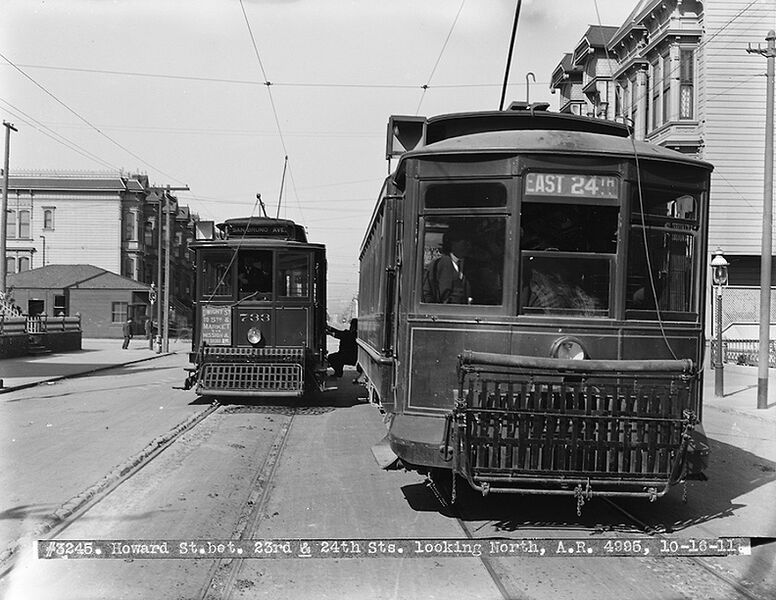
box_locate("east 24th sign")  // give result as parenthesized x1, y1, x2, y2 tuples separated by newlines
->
(524, 173, 619, 199)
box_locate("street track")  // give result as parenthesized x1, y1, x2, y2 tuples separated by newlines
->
(602, 497, 766, 600)
(5, 387, 770, 599)
(426, 472, 767, 600)
(196, 404, 298, 600)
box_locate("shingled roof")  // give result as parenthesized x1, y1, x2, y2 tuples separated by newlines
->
(7, 264, 149, 291)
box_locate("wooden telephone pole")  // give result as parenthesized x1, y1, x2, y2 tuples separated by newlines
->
(747, 31, 775, 409)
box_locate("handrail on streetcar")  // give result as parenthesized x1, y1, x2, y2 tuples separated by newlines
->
(458, 350, 694, 375)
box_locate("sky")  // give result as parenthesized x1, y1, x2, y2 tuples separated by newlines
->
(1, 0, 639, 319)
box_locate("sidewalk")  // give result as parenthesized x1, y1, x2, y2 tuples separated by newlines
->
(0, 338, 189, 393)
(703, 356, 776, 424)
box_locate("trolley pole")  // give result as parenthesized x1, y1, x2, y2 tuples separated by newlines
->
(1, 121, 18, 297)
(747, 31, 775, 409)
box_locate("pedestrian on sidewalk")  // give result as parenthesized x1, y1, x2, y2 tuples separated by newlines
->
(122, 318, 133, 349)
(145, 317, 154, 350)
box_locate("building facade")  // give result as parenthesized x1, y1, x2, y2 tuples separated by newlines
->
(5, 171, 198, 328)
(6, 264, 151, 338)
(552, 0, 776, 327)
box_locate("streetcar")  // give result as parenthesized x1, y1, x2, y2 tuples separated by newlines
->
(358, 103, 712, 509)
(184, 216, 327, 397)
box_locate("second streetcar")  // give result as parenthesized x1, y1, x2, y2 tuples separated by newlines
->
(185, 217, 327, 398)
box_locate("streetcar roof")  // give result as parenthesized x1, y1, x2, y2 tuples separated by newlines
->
(391, 109, 712, 186)
(425, 108, 630, 142)
(397, 128, 712, 174)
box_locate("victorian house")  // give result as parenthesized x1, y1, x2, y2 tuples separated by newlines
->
(552, 0, 776, 328)
(5, 171, 198, 330)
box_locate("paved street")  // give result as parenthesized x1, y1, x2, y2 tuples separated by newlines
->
(0, 342, 774, 599)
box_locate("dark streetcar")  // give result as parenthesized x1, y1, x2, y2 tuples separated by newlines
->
(359, 103, 712, 508)
(185, 217, 327, 398)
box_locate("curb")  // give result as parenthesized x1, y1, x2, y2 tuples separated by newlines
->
(0, 350, 179, 395)
(705, 402, 776, 425)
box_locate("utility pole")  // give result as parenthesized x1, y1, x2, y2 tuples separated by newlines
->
(1, 121, 18, 296)
(156, 193, 163, 352)
(163, 187, 175, 354)
(147, 184, 188, 353)
(747, 31, 775, 409)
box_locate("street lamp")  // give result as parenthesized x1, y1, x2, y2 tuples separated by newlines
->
(711, 248, 729, 397)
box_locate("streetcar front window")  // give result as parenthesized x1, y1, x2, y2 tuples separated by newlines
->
(202, 252, 234, 298)
(519, 202, 618, 317)
(238, 250, 273, 300)
(421, 215, 507, 306)
(278, 253, 310, 298)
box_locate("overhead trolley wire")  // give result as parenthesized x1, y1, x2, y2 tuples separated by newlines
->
(0, 96, 121, 171)
(0, 50, 187, 187)
(415, 0, 466, 115)
(238, 0, 306, 225)
(8, 63, 550, 90)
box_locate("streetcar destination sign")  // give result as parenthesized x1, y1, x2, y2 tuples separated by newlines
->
(525, 173, 619, 199)
(201, 305, 231, 345)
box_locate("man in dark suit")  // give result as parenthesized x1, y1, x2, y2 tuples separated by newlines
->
(422, 230, 473, 304)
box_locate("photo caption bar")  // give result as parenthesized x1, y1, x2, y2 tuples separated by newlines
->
(37, 537, 752, 559)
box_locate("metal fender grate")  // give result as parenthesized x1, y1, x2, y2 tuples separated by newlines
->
(459, 376, 693, 479)
(199, 363, 303, 393)
(452, 352, 699, 494)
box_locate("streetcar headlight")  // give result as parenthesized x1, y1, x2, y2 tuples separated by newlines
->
(247, 327, 263, 345)
(551, 337, 586, 360)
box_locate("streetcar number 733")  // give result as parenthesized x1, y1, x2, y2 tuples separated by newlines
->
(525, 173, 619, 199)
(240, 312, 271, 323)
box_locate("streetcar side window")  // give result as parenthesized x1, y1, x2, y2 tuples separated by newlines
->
(238, 250, 273, 300)
(626, 189, 699, 318)
(627, 229, 694, 313)
(277, 253, 310, 298)
(201, 252, 234, 298)
(421, 215, 506, 306)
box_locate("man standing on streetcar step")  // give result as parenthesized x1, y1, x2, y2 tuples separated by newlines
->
(326, 318, 359, 378)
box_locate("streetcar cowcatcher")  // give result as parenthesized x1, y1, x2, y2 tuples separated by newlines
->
(449, 351, 709, 500)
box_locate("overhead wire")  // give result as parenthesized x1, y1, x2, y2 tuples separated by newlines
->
(238, 0, 306, 226)
(415, 0, 466, 115)
(7, 63, 548, 90)
(0, 96, 121, 171)
(0, 50, 186, 186)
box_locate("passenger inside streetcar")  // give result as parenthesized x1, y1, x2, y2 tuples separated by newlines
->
(421, 217, 505, 306)
(238, 251, 273, 298)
